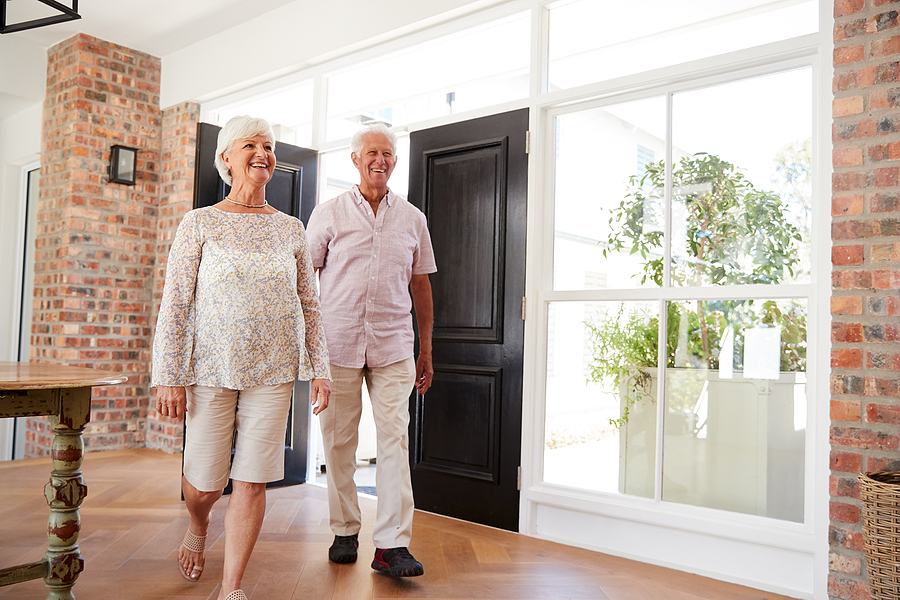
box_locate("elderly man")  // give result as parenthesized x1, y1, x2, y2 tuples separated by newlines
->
(306, 124, 436, 577)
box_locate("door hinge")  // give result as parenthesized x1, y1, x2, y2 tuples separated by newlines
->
(521, 296, 526, 321)
(525, 130, 530, 154)
(517, 466, 522, 491)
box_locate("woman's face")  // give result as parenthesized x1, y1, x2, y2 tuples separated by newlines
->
(223, 134, 276, 187)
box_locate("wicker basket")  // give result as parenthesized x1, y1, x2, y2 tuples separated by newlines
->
(860, 471, 900, 599)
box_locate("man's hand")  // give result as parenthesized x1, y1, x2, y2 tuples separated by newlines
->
(311, 378, 331, 415)
(410, 273, 434, 395)
(415, 352, 433, 394)
(156, 386, 187, 421)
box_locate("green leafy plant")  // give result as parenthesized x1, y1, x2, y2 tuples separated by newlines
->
(584, 305, 656, 429)
(586, 300, 807, 428)
(589, 153, 807, 427)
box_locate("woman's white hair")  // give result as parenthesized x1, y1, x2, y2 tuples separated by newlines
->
(214, 116, 276, 186)
(350, 123, 397, 156)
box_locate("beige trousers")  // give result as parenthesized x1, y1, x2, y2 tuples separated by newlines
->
(319, 357, 416, 549)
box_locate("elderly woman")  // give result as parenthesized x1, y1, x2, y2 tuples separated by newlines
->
(152, 115, 331, 600)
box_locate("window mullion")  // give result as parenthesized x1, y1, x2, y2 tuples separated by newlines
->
(654, 91, 675, 503)
(530, 3, 550, 97)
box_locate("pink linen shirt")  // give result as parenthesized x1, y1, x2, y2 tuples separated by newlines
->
(306, 186, 437, 369)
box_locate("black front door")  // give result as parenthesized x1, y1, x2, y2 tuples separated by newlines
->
(192, 122, 318, 489)
(407, 109, 528, 531)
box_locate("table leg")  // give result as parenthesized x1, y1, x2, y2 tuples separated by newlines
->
(42, 387, 90, 600)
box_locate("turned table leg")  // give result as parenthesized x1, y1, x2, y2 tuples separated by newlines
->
(42, 387, 90, 600)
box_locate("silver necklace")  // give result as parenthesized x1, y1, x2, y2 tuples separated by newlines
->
(225, 196, 268, 208)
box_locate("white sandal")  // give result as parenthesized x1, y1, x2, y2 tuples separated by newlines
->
(178, 529, 206, 582)
(224, 591, 248, 600)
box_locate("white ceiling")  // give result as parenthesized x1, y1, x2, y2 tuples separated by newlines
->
(3, 0, 300, 56)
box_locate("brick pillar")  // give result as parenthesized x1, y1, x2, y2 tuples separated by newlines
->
(145, 101, 200, 453)
(28, 34, 162, 456)
(830, 1, 900, 598)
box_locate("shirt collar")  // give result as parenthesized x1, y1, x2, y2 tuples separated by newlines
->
(352, 185, 393, 207)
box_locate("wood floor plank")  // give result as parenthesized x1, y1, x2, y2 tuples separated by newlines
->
(247, 568, 302, 600)
(80, 528, 131, 563)
(0, 449, 800, 600)
(261, 498, 304, 534)
(469, 538, 511, 564)
(290, 561, 338, 600)
(404, 525, 449, 584)
(89, 521, 170, 571)
(131, 516, 192, 561)
(332, 559, 377, 600)
(436, 532, 480, 575)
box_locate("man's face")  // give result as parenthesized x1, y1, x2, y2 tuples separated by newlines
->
(352, 133, 397, 190)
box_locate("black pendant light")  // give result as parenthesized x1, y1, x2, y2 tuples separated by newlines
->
(0, 0, 80, 34)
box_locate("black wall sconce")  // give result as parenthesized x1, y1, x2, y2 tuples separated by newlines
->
(0, 0, 81, 34)
(109, 145, 138, 186)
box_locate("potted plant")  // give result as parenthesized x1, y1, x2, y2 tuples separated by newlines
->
(586, 152, 807, 428)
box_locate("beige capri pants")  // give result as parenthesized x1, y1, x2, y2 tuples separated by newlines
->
(183, 382, 294, 492)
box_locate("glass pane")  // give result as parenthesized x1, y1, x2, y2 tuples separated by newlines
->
(326, 13, 529, 141)
(671, 69, 812, 286)
(319, 135, 410, 203)
(549, 0, 817, 90)
(554, 97, 666, 290)
(213, 81, 315, 148)
(661, 298, 807, 522)
(544, 300, 658, 498)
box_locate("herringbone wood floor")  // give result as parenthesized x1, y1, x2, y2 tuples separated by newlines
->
(0, 448, 797, 600)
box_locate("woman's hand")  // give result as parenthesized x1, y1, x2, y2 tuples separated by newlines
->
(310, 378, 331, 415)
(156, 386, 187, 421)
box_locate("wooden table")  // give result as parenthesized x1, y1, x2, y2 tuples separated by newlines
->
(0, 362, 126, 600)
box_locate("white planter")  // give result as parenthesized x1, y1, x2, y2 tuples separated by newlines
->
(619, 368, 805, 522)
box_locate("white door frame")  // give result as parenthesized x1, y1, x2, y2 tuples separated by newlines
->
(0, 159, 40, 461)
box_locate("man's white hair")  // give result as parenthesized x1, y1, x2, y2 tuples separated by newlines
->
(350, 124, 397, 156)
(214, 116, 276, 186)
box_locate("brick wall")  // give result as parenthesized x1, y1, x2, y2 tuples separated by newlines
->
(831, 0, 900, 598)
(145, 101, 199, 453)
(25, 34, 163, 456)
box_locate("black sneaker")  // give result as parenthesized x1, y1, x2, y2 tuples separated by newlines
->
(371, 547, 424, 577)
(328, 534, 359, 563)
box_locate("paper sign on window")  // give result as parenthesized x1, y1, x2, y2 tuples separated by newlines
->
(743, 327, 781, 380)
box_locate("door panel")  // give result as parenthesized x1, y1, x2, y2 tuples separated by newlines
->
(416, 365, 502, 483)
(408, 109, 528, 531)
(191, 122, 318, 490)
(429, 145, 506, 342)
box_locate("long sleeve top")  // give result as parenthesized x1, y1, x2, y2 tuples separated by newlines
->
(152, 207, 331, 390)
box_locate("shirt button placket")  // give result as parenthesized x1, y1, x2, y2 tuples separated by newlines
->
(364, 220, 377, 360)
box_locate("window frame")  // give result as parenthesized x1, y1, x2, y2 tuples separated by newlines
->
(532, 52, 818, 505)
(520, 7, 830, 595)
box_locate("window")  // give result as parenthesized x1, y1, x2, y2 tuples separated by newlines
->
(548, 0, 818, 90)
(545, 67, 812, 522)
(212, 81, 315, 148)
(326, 12, 530, 141)
(553, 96, 667, 290)
(319, 134, 411, 204)
(636, 145, 654, 178)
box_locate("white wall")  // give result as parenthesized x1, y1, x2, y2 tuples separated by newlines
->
(160, 0, 507, 107)
(0, 103, 42, 362)
(0, 35, 45, 121)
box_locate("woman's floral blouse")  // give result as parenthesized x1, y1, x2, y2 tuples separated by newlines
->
(152, 207, 331, 389)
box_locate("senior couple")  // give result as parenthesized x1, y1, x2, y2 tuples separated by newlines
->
(152, 116, 435, 600)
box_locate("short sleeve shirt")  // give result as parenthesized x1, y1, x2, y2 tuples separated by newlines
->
(305, 186, 437, 368)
